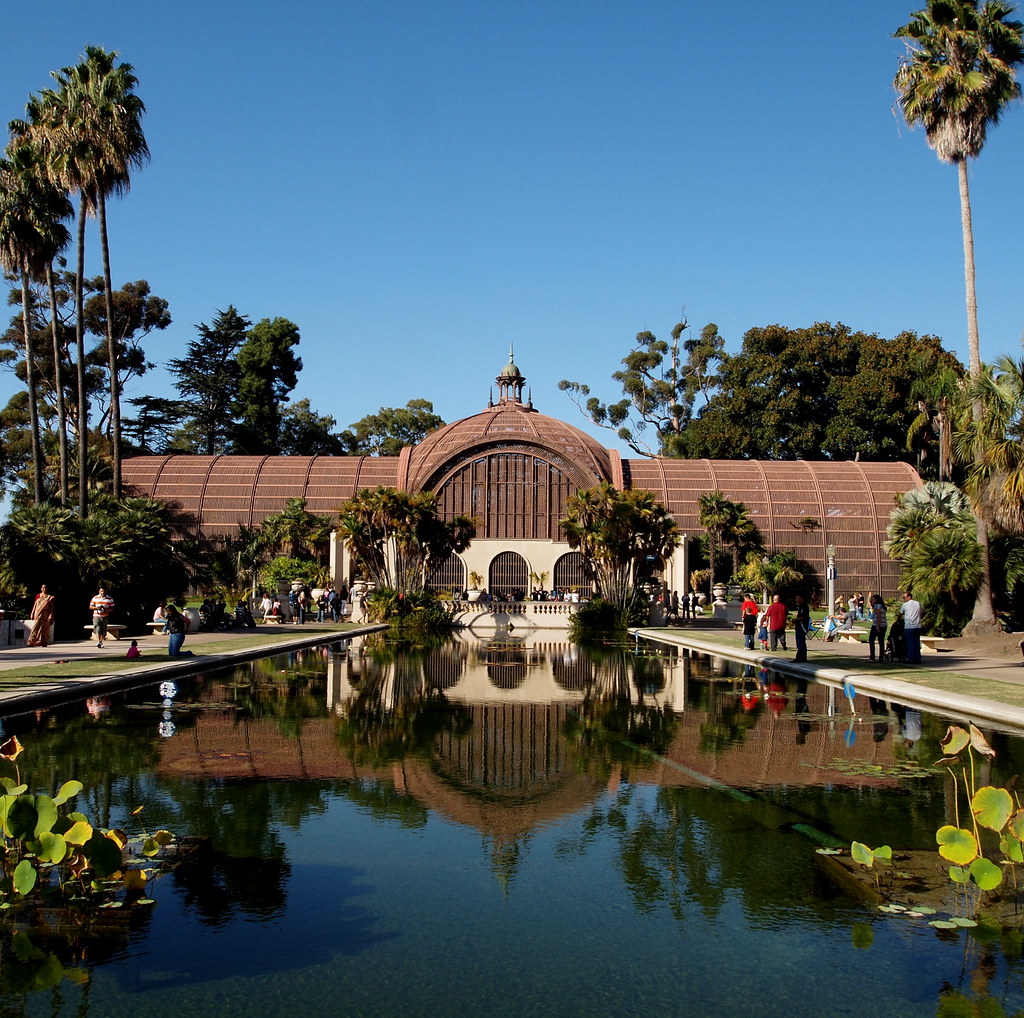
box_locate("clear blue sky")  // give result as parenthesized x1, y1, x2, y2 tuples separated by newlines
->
(3, 0, 1023, 457)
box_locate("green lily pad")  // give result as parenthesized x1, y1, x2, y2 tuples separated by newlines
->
(929, 920, 959, 929)
(950, 917, 977, 927)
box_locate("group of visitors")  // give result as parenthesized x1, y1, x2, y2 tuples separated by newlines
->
(737, 590, 924, 665)
(662, 590, 703, 622)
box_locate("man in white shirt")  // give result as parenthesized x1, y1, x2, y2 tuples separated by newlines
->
(900, 591, 922, 664)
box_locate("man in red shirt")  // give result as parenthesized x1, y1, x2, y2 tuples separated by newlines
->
(764, 594, 789, 651)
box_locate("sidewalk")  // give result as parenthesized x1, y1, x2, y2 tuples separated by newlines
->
(0, 622, 385, 714)
(633, 623, 1024, 731)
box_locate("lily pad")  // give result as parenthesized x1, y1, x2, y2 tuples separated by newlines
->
(929, 920, 959, 929)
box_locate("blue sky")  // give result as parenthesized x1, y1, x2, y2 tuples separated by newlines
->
(3, 0, 1023, 457)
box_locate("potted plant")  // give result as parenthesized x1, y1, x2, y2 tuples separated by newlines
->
(466, 571, 485, 602)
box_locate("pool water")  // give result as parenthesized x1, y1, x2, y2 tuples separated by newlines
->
(3, 632, 1024, 1017)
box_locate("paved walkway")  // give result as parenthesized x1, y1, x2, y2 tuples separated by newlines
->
(633, 623, 1024, 731)
(0, 622, 383, 714)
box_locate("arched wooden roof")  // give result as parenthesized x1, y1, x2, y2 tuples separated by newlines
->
(122, 454, 400, 535)
(627, 457, 920, 594)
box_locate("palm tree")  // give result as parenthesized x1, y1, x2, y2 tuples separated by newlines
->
(262, 498, 335, 561)
(721, 500, 762, 575)
(696, 490, 733, 591)
(0, 140, 73, 503)
(954, 355, 1024, 534)
(336, 487, 475, 594)
(16, 47, 149, 506)
(894, 0, 1024, 632)
(561, 482, 680, 610)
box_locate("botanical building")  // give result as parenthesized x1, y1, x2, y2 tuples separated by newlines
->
(122, 353, 920, 598)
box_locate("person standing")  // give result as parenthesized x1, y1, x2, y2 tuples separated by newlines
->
(27, 584, 56, 647)
(89, 587, 114, 649)
(793, 594, 810, 662)
(868, 594, 887, 662)
(900, 591, 922, 664)
(741, 601, 758, 650)
(765, 594, 788, 651)
(165, 604, 193, 656)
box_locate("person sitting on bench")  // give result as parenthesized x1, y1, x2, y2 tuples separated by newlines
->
(825, 611, 854, 641)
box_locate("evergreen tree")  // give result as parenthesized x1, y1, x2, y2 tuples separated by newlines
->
(167, 306, 248, 454)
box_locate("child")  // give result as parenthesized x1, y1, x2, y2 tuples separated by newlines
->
(126, 639, 141, 659)
(756, 609, 769, 650)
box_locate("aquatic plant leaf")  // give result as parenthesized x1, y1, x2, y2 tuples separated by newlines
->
(851, 842, 876, 867)
(815, 848, 843, 855)
(122, 868, 149, 892)
(1009, 811, 1024, 841)
(937, 826, 978, 865)
(62, 820, 93, 846)
(52, 780, 82, 806)
(949, 865, 969, 884)
(969, 725, 996, 759)
(36, 831, 66, 865)
(972, 786, 1013, 832)
(930, 920, 959, 928)
(6, 796, 38, 841)
(941, 726, 970, 757)
(32, 795, 57, 837)
(152, 829, 173, 846)
(950, 917, 977, 927)
(999, 834, 1024, 863)
(913, 906, 937, 915)
(106, 829, 127, 850)
(82, 832, 122, 878)
(0, 778, 25, 794)
(13, 859, 37, 895)
(137, 898, 155, 905)
(969, 857, 1002, 891)
(873, 846, 892, 864)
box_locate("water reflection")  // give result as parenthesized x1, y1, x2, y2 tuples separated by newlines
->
(4, 635, 1024, 1015)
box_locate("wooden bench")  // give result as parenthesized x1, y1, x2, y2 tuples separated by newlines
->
(83, 624, 127, 641)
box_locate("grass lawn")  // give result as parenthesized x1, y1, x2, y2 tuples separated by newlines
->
(0, 623, 365, 694)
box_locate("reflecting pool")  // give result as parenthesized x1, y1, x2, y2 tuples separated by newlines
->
(4, 632, 1024, 1016)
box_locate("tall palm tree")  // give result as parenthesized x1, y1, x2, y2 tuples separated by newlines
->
(15, 47, 149, 506)
(0, 140, 73, 503)
(895, 0, 1024, 632)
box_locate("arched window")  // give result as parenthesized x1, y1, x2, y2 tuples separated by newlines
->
(434, 449, 580, 540)
(425, 553, 466, 593)
(489, 551, 528, 600)
(553, 551, 589, 593)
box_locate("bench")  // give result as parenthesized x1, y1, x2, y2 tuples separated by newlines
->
(261, 614, 286, 624)
(920, 635, 946, 653)
(834, 628, 869, 644)
(146, 621, 167, 634)
(83, 624, 127, 641)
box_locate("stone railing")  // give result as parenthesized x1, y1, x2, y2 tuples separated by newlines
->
(446, 600, 579, 628)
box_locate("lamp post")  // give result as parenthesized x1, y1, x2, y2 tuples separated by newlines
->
(826, 544, 836, 614)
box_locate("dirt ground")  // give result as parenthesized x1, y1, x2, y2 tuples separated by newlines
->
(940, 631, 1024, 663)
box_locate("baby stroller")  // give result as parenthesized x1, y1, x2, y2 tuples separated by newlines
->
(884, 617, 906, 663)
